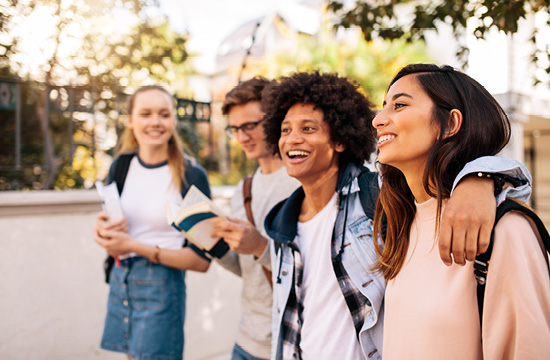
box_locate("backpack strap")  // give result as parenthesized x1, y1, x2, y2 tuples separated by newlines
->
(243, 175, 255, 226)
(111, 153, 135, 195)
(357, 166, 380, 221)
(475, 199, 550, 329)
(357, 166, 387, 240)
(242, 174, 273, 288)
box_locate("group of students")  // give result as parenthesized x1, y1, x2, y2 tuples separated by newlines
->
(93, 64, 550, 360)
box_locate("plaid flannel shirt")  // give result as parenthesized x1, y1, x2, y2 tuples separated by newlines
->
(281, 245, 303, 360)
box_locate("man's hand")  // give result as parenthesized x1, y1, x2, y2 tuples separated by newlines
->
(211, 217, 268, 258)
(439, 176, 496, 266)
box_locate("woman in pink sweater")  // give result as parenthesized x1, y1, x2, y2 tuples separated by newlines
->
(372, 63, 550, 359)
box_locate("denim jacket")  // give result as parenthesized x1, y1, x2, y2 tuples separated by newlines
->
(264, 158, 531, 360)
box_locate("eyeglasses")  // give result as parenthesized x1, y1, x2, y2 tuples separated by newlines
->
(225, 119, 263, 138)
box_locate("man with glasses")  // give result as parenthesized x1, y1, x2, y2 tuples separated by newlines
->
(210, 77, 300, 360)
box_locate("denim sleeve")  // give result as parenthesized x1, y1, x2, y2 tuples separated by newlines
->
(451, 156, 532, 205)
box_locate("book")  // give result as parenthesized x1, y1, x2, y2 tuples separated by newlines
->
(165, 185, 226, 251)
(95, 180, 127, 265)
(95, 181, 124, 222)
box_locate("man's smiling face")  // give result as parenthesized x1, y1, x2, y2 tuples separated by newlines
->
(279, 103, 344, 185)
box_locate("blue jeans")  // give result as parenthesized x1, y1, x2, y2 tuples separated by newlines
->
(231, 344, 268, 360)
(101, 257, 186, 360)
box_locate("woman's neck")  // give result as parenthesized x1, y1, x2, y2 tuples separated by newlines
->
(138, 146, 169, 165)
(402, 166, 432, 204)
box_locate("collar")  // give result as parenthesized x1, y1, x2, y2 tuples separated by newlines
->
(264, 162, 364, 244)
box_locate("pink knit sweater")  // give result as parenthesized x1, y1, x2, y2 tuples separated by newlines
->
(383, 198, 550, 359)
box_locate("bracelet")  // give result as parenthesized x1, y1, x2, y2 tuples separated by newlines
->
(150, 246, 161, 264)
(475, 172, 506, 196)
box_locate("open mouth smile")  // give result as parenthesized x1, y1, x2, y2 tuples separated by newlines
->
(287, 150, 310, 159)
(377, 134, 396, 145)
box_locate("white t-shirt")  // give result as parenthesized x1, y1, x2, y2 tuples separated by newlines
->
(120, 156, 184, 251)
(295, 193, 364, 360)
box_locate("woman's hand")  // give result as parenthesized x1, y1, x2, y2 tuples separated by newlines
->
(94, 227, 136, 257)
(95, 211, 128, 234)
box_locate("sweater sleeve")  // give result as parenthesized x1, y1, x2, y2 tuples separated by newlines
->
(214, 250, 242, 277)
(183, 157, 211, 198)
(483, 212, 550, 359)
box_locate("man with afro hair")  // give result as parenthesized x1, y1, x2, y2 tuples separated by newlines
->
(262, 71, 531, 359)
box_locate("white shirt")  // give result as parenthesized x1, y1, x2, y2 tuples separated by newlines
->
(295, 193, 364, 360)
(120, 157, 184, 251)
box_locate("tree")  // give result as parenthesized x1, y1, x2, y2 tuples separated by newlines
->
(0, 0, 192, 190)
(242, 15, 432, 105)
(327, 0, 550, 86)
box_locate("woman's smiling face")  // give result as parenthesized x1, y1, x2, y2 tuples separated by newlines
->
(129, 88, 175, 150)
(372, 74, 440, 176)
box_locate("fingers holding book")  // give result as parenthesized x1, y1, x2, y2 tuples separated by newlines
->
(94, 227, 135, 257)
(95, 211, 129, 235)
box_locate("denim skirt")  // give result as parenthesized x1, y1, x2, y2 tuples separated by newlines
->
(100, 257, 186, 360)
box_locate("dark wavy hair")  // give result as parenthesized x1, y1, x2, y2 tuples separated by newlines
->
(373, 63, 511, 280)
(261, 71, 377, 165)
(221, 76, 270, 115)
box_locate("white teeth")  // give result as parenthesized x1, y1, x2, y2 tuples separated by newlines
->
(147, 131, 163, 136)
(287, 150, 309, 157)
(378, 134, 395, 144)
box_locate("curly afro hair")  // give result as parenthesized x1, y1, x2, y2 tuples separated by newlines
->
(261, 71, 377, 165)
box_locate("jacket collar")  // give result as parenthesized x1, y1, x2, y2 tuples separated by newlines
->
(264, 161, 362, 244)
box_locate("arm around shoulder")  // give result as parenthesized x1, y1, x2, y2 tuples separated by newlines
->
(452, 156, 532, 203)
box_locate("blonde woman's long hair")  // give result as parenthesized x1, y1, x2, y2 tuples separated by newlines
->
(115, 85, 187, 192)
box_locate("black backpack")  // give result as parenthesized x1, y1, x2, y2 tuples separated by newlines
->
(474, 199, 550, 328)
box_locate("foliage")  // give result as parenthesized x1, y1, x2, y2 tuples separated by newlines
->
(0, 0, 196, 190)
(327, 0, 550, 86)
(248, 16, 432, 106)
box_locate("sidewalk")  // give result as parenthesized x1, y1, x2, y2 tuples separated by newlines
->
(0, 187, 241, 360)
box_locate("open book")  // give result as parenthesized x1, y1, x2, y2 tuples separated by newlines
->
(165, 185, 226, 251)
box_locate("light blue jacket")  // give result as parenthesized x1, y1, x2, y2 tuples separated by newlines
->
(264, 157, 531, 360)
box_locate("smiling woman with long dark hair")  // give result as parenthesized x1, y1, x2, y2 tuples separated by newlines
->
(373, 64, 550, 359)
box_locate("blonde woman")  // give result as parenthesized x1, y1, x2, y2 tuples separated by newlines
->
(94, 85, 211, 360)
